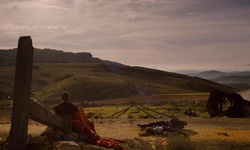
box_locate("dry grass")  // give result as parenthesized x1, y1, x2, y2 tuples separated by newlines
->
(91, 118, 250, 150)
(1, 117, 250, 150)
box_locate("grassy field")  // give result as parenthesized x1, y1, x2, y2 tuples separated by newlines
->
(0, 93, 209, 120)
(92, 93, 209, 105)
(0, 62, 234, 104)
(80, 93, 209, 119)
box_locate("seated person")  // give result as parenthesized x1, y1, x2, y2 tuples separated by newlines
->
(53, 91, 99, 143)
(53, 91, 78, 118)
(53, 91, 123, 149)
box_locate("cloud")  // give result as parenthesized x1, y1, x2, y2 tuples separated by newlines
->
(0, 0, 250, 72)
(230, 0, 250, 6)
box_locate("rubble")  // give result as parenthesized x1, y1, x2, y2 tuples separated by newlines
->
(39, 127, 111, 150)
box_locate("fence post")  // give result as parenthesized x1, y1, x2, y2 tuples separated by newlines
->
(9, 36, 34, 150)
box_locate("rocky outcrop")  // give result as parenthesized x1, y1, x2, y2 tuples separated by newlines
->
(0, 48, 96, 66)
(41, 127, 110, 150)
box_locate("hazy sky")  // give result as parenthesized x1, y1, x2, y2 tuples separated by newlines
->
(0, 0, 250, 72)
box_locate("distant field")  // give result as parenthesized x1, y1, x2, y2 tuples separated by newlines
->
(0, 93, 210, 125)
(53, 93, 209, 121)
(93, 93, 209, 105)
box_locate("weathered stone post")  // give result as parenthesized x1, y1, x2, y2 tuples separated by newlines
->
(9, 36, 34, 150)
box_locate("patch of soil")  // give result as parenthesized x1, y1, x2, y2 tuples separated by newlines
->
(1, 118, 250, 150)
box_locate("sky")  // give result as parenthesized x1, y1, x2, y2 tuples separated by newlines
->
(0, 0, 250, 73)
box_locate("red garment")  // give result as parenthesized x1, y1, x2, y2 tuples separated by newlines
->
(96, 138, 125, 149)
(63, 106, 124, 149)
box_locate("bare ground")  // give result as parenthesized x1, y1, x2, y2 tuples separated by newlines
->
(1, 117, 250, 150)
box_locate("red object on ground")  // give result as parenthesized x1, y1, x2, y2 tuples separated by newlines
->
(72, 108, 124, 149)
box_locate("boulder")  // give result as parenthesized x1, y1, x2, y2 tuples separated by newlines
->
(64, 132, 79, 141)
(53, 141, 81, 150)
(78, 142, 111, 150)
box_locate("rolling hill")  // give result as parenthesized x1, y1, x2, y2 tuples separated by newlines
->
(0, 49, 234, 105)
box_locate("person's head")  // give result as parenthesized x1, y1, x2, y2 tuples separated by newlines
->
(61, 91, 70, 103)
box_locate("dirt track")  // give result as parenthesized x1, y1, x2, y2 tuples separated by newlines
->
(1, 117, 250, 150)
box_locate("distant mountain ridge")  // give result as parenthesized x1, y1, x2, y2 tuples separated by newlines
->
(188, 70, 227, 80)
(0, 48, 96, 66)
(189, 70, 250, 89)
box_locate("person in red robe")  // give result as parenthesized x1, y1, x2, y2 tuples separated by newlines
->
(53, 91, 123, 149)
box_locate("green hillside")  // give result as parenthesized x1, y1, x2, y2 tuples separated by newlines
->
(0, 61, 234, 105)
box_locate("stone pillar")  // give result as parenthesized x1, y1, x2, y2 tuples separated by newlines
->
(9, 36, 34, 150)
